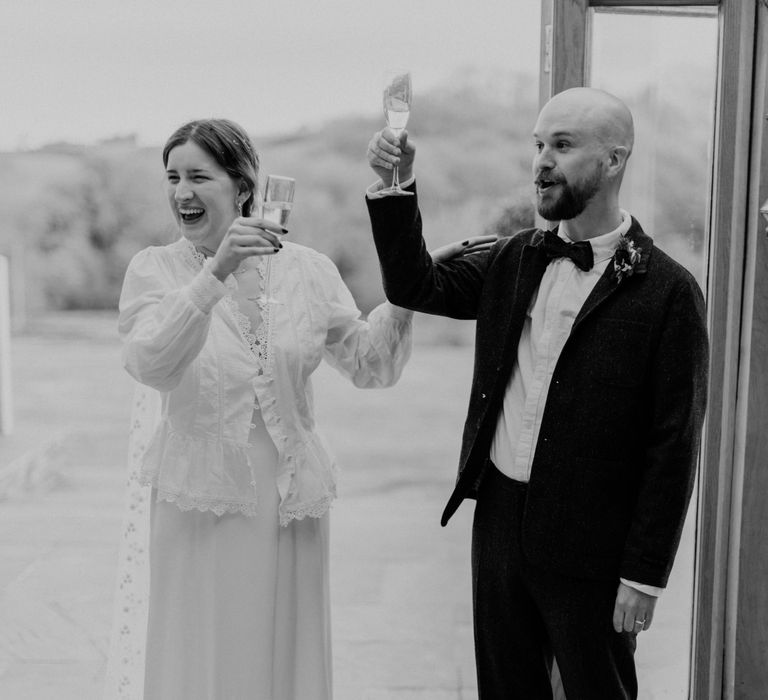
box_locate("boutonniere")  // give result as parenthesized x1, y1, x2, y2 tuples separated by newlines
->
(613, 235, 642, 284)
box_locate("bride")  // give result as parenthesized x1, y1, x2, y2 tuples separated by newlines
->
(102, 117, 414, 700)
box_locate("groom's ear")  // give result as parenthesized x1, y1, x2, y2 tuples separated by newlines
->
(607, 146, 630, 176)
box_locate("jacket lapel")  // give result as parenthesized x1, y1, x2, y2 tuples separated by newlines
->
(493, 233, 550, 371)
(572, 218, 653, 332)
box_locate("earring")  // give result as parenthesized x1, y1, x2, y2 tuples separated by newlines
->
(235, 198, 243, 216)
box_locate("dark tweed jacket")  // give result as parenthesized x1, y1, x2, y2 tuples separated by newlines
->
(367, 184, 708, 588)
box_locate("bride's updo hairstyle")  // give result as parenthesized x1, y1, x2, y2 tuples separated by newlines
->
(162, 118, 260, 216)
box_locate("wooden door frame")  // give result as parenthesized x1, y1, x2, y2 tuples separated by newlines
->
(727, 5, 768, 698)
(538, 2, 765, 698)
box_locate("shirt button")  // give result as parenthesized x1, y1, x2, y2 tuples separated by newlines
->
(250, 423, 257, 429)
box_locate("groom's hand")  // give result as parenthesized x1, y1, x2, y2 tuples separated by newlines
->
(367, 128, 415, 187)
(612, 582, 657, 634)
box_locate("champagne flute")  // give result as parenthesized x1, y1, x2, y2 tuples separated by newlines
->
(256, 175, 295, 305)
(260, 174, 295, 227)
(380, 70, 414, 197)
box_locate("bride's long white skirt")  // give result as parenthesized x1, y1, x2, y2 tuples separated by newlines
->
(143, 466, 331, 700)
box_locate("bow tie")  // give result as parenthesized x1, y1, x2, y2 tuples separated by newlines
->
(541, 229, 594, 271)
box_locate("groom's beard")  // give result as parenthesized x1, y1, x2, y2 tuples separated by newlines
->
(536, 163, 603, 221)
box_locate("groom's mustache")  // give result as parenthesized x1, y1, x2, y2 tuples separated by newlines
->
(534, 170, 567, 187)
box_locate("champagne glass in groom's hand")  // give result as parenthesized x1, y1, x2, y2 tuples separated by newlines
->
(379, 70, 414, 197)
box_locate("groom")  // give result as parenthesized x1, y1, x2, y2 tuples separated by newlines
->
(365, 87, 708, 699)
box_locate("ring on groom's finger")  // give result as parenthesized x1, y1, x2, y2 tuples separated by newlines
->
(633, 619, 645, 627)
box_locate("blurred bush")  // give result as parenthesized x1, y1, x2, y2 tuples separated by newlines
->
(0, 69, 706, 317)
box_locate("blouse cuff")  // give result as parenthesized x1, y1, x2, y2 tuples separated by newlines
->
(383, 301, 414, 321)
(185, 268, 229, 314)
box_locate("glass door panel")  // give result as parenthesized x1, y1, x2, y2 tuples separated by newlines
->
(590, 7, 718, 287)
(587, 7, 719, 698)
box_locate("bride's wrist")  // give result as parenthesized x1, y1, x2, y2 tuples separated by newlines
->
(209, 259, 230, 282)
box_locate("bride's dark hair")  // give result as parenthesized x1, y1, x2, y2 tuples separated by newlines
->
(162, 118, 260, 216)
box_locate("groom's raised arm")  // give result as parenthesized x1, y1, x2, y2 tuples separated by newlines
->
(365, 128, 489, 320)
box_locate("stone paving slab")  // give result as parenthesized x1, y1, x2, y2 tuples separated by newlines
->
(0, 661, 106, 699)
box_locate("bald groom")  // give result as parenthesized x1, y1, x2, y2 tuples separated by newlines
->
(364, 88, 708, 699)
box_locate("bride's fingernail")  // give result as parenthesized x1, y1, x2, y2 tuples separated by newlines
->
(462, 240, 469, 246)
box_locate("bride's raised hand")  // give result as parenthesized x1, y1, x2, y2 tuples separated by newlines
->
(429, 235, 497, 263)
(209, 217, 287, 281)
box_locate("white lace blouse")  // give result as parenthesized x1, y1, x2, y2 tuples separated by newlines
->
(118, 237, 413, 525)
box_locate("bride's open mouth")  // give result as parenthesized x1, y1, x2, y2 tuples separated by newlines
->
(179, 207, 205, 223)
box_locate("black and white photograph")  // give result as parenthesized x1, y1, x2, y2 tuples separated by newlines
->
(0, 2, 766, 699)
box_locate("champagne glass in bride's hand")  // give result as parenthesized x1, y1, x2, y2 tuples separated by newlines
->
(259, 175, 295, 228)
(256, 174, 295, 305)
(380, 70, 414, 197)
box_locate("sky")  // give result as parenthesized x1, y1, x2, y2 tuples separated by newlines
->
(0, 0, 541, 151)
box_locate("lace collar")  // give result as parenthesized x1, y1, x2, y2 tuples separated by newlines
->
(177, 237, 209, 272)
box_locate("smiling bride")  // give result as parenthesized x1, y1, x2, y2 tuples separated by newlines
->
(102, 118, 413, 700)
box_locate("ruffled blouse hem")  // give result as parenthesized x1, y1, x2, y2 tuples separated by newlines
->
(140, 475, 337, 525)
(278, 493, 335, 527)
(151, 484, 260, 517)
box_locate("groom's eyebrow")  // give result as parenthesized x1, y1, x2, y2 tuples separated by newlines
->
(532, 129, 577, 139)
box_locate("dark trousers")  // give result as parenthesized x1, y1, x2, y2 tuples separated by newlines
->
(471, 465, 638, 700)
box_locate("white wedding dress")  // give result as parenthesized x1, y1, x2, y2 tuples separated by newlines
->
(103, 261, 332, 700)
(104, 387, 332, 700)
(139, 260, 332, 700)
(103, 239, 412, 700)
(143, 408, 331, 700)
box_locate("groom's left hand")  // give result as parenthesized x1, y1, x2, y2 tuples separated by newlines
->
(612, 582, 657, 634)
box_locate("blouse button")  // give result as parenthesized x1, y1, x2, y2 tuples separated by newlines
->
(250, 423, 257, 429)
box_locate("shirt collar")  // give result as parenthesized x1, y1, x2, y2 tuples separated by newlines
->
(559, 210, 632, 265)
